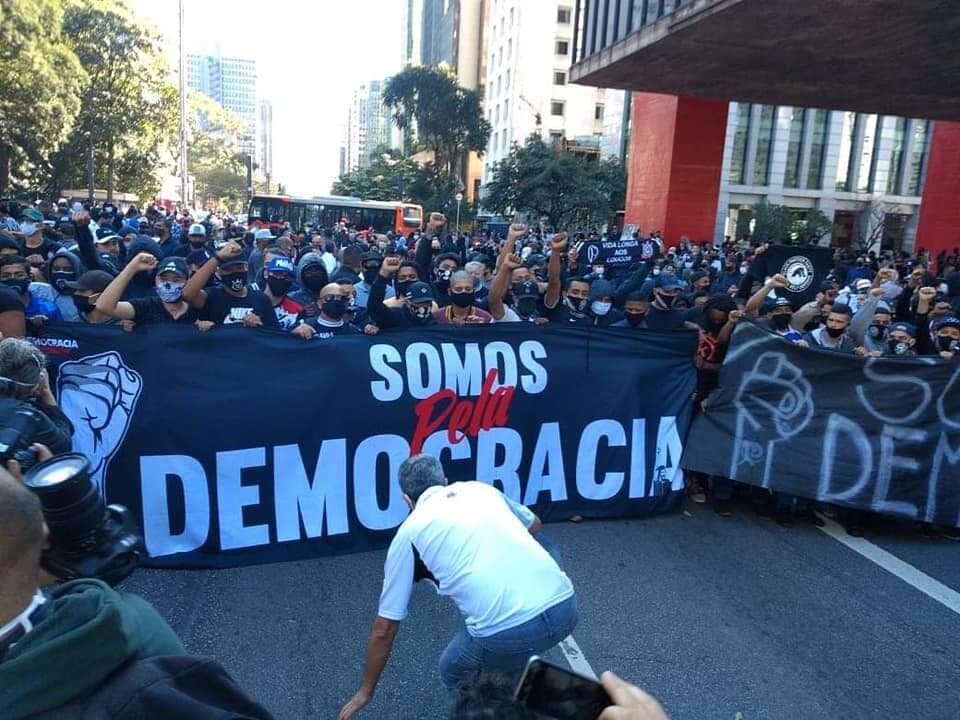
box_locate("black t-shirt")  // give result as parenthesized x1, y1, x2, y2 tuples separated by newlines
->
(304, 318, 362, 339)
(202, 286, 280, 329)
(129, 296, 202, 325)
(22, 236, 62, 261)
(644, 305, 685, 330)
(547, 302, 591, 326)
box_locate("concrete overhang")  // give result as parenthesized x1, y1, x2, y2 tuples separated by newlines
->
(570, 0, 960, 119)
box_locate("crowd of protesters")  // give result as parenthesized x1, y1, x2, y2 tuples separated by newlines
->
(1, 194, 959, 534)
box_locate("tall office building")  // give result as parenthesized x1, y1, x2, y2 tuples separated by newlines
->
(481, 1, 606, 186)
(186, 52, 257, 156)
(402, 0, 424, 67)
(258, 100, 273, 181)
(344, 80, 397, 172)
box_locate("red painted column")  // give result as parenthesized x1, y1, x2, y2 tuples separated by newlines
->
(626, 93, 729, 244)
(915, 120, 960, 264)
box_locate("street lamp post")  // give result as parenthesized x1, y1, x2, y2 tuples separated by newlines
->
(455, 191, 463, 235)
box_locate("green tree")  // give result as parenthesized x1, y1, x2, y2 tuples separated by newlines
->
(749, 201, 795, 244)
(0, 0, 85, 193)
(185, 92, 249, 210)
(332, 147, 420, 201)
(382, 65, 491, 178)
(484, 136, 626, 229)
(41, 0, 177, 201)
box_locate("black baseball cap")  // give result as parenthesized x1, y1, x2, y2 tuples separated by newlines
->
(513, 280, 539, 299)
(406, 281, 434, 305)
(156, 257, 188, 278)
(65, 270, 114, 293)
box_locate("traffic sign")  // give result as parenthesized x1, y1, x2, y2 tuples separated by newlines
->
(455, 192, 463, 202)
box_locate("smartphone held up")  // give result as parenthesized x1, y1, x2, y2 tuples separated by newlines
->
(514, 656, 611, 720)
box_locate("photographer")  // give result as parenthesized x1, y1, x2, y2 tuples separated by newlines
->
(0, 454, 275, 719)
(0, 338, 72, 457)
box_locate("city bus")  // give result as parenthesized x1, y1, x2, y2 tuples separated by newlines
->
(247, 194, 423, 235)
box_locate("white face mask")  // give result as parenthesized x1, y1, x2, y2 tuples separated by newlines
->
(740, 264, 749, 274)
(591, 300, 612, 316)
(19, 222, 37, 236)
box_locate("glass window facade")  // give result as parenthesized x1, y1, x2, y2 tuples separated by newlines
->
(835, 112, 858, 191)
(728, 103, 752, 185)
(857, 114, 879, 193)
(806, 110, 829, 189)
(784, 108, 806, 188)
(753, 105, 776, 185)
(905, 120, 930, 196)
(886, 117, 907, 194)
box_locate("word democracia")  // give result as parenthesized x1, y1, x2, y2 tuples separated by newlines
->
(137, 417, 684, 557)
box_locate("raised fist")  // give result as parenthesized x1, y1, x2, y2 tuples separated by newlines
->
(131, 252, 158, 270)
(769, 274, 788, 289)
(216, 240, 243, 260)
(734, 351, 814, 440)
(507, 223, 526, 240)
(551, 232, 568, 252)
(57, 351, 144, 498)
(380, 255, 402, 276)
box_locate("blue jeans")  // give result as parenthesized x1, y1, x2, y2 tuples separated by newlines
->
(438, 593, 579, 691)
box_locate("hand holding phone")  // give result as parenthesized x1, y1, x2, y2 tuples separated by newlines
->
(514, 657, 611, 720)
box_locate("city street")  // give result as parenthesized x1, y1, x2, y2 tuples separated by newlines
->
(123, 501, 960, 720)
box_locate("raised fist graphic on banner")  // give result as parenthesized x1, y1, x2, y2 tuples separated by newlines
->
(57, 351, 143, 498)
(730, 351, 814, 485)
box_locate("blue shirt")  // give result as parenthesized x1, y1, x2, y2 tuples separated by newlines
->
(25, 291, 63, 324)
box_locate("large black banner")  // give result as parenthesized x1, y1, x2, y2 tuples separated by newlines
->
(32, 324, 697, 568)
(682, 322, 960, 528)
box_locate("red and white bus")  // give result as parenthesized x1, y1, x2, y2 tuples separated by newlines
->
(247, 194, 423, 235)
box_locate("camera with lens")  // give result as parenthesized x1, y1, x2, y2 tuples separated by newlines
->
(23, 453, 143, 586)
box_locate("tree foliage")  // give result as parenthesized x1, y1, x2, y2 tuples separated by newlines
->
(382, 66, 491, 178)
(748, 201, 833, 245)
(185, 92, 250, 210)
(0, 0, 85, 193)
(483, 136, 627, 229)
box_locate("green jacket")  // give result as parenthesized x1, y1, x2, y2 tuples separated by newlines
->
(0, 579, 185, 719)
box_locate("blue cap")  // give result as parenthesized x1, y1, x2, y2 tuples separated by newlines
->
(156, 257, 188, 278)
(266, 257, 296, 274)
(406, 281, 434, 305)
(773, 296, 792, 309)
(889, 321, 915, 337)
(932, 315, 960, 332)
(655, 274, 683, 291)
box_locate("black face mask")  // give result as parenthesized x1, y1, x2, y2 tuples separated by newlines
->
(771, 314, 792, 330)
(655, 291, 677, 309)
(408, 304, 433, 323)
(868, 323, 888, 341)
(396, 280, 414, 298)
(450, 291, 475, 308)
(51, 270, 75, 291)
(887, 339, 911, 356)
(825, 325, 845, 338)
(221, 273, 246, 293)
(322, 297, 347, 320)
(72, 294, 95, 315)
(362, 268, 379, 285)
(3, 278, 30, 295)
(625, 312, 646, 327)
(936, 335, 959, 353)
(303, 274, 326, 292)
(435, 267, 453, 287)
(189, 240, 206, 249)
(565, 296, 588, 315)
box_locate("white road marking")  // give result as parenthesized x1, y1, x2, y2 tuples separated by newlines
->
(559, 635, 597, 679)
(817, 514, 960, 616)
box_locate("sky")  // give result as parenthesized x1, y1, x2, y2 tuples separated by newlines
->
(131, 0, 405, 195)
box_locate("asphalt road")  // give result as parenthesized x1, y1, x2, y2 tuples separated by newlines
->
(122, 500, 960, 720)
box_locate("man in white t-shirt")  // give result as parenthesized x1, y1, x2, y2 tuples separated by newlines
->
(338, 455, 577, 719)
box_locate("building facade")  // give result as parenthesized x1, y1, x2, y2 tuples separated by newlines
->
(344, 81, 397, 172)
(258, 100, 273, 181)
(186, 53, 257, 156)
(714, 104, 932, 251)
(481, 0, 606, 186)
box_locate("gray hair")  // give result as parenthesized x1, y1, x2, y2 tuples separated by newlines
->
(398, 454, 446, 502)
(0, 338, 45, 399)
(450, 270, 475, 287)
